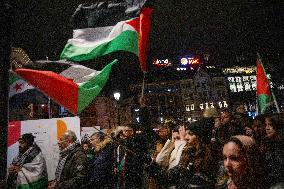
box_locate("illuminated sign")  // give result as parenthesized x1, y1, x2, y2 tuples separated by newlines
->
(228, 75, 256, 92)
(153, 58, 172, 68)
(180, 57, 200, 66)
(186, 101, 228, 111)
(223, 66, 256, 74)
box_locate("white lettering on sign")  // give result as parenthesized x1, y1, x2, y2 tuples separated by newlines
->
(186, 105, 190, 112)
(227, 75, 258, 93)
(191, 104, 195, 110)
(186, 101, 228, 111)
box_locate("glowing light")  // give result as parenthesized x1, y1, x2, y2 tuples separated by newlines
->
(153, 58, 172, 67)
(179, 57, 200, 66)
(113, 92, 121, 101)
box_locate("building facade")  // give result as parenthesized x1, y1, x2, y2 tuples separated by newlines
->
(129, 67, 229, 124)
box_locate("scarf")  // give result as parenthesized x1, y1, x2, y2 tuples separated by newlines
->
(12, 143, 41, 166)
(55, 141, 79, 181)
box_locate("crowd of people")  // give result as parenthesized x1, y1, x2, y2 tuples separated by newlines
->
(5, 98, 284, 189)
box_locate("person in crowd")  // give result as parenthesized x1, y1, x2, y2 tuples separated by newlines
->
(154, 124, 186, 189)
(233, 102, 252, 132)
(251, 114, 266, 146)
(155, 124, 186, 171)
(203, 107, 220, 119)
(221, 135, 267, 189)
(7, 133, 48, 189)
(244, 125, 253, 137)
(152, 124, 172, 159)
(81, 140, 94, 160)
(48, 130, 87, 189)
(261, 113, 284, 188)
(114, 124, 150, 189)
(84, 132, 115, 188)
(215, 110, 244, 146)
(148, 118, 218, 189)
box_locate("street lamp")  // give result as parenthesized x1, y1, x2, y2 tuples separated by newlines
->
(113, 92, 121, 101)
(113, 92, 121, 125)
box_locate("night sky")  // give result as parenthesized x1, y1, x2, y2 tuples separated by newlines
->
(11, 1, 283, 59)
(9, 0, 284, 98)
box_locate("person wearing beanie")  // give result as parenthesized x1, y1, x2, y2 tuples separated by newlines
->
(185, 118, 214, 144)
(148, 118, 218, 189)
(221, 135, 267, 189)
(7, 133, 48, 188)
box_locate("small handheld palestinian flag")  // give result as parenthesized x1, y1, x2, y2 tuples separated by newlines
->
(256, 53, 279, 114)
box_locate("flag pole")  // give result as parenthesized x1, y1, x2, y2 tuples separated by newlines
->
(271, 87, 280, 113)
(45, 56, 53, 119)
(141, 72, 146, 97)
(48, 97, 52, 119)
(255, 93, 259, 116)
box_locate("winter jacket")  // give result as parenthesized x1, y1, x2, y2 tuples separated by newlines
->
(55, 145, 88, 189)
(148, 145, 217, 189)
(115, 135, 150, 189)
(87, 138, 115, 188)
(155, 140, 186, 170)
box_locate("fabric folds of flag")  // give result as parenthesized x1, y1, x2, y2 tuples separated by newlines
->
(256, 54, 273, 114)
(9, 74, 34, 98)
(60, 0, 153, 72)
(13, 59, 118, 115)
(17, 153, 48, 189)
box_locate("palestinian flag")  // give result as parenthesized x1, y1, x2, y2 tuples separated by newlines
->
(60, 2, 153, 72)
(12, 59, 118, 115)
(256, 53, 273, 114)
(9, 73, 34, 98)
(8, 122, 48, 189)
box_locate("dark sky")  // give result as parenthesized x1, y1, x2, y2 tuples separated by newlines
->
(11, 0, 284, 70)
(1, 0, 282, 104)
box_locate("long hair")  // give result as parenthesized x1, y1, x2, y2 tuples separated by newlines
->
(265, 113, 284, 133)
(179, 136, 217, 179)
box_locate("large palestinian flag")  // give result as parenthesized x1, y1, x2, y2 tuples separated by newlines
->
(256, 53, 273, 114)
(12, 58, 117, 115)
(60, 1, 154, 72)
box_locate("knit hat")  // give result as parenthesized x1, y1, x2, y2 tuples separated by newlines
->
(187, 118, 214, 144)
(19, 133, 35, 146)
